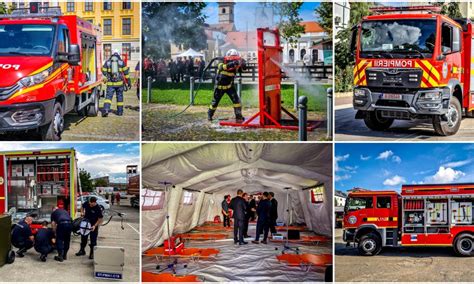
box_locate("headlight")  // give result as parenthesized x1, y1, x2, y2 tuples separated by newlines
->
(419, 92, 441, 101)
(354, 89, 366, 97)
(19, 69, 51, 88)
(348, 215, 357, 225)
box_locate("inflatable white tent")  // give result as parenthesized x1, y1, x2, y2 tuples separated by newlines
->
(142, 143, 333, 281)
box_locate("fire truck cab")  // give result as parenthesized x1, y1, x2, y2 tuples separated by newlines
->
(343, 184, 474, 257)
(0, 5, 103, 140)
(351, 6, 474, 136)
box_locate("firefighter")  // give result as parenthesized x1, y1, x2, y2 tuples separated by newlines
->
(11, 216, 34, 257)
(208, 49, 246, 121)
(102, 49, 131, 117)
(34, 221, 55, 262)
(75, 197, 103, 259)
(50, 207, 72, 262)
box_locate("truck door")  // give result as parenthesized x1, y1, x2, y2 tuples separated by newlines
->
(440, 22, 462, 89)
(345, 195, 374, 227)
(375, 195, 399, 246)
(0, 155, 5, 214)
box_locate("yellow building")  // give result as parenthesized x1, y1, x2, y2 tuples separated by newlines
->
(9, 1, 140, 69)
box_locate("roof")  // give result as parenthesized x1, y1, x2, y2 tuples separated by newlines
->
(224, 31, 257, 50)
(349, 190, 399, 196)
(335, 190, 347, 198)
(300, 21, 325, 33)
(208, 22, 236, 33)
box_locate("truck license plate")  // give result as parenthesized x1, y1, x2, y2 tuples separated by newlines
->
(382, 93, 403, 100)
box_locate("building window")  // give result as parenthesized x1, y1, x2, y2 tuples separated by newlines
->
(300, 49, 306, 60)
(104, 44, 112, 59)
(84, 0, 93, 12)
(86, 19, 93, 24)
(103, 1, 112, 11)
(122, 43, 131, 59)
(289, 49, 295, 63)
(141, 189, 165, 210)
(122, 18, 131, 35)
(66, 1, 75, 12)
(222, 8, 226, 14)
(310, 185, 324, 204)
(122, 1, 131, 10)
(183, 191, 193, 205)
(103, 19, 112, 36)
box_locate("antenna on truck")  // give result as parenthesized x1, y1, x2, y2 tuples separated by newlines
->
(0, 5, 62, 20)
(370, 6, 442, 15)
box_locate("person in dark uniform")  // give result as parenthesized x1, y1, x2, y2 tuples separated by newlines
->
(11, 216, 34, 257)
(34, 221, 55, 262)
(252, 192, 271, 244)
(221, 195, 231, 227)
(242, 193, 252, 238)
(269, 192, 278, 235)
(248, 194, 257, 222)
(76, 197, 104, 259)
(229, 189, 247, 245)
(51, 207, 73, 262)
(101, 50, 131, 117)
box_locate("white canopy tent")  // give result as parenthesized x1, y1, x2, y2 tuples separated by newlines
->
(175, 48, 205, 58)
(142, 143, 333, 252)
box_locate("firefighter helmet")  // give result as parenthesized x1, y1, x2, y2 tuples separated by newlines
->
(226, 49, 239, 57)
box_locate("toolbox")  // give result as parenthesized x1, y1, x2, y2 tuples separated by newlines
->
(94, 246, 125, 280)
(0, 214, 15, 267)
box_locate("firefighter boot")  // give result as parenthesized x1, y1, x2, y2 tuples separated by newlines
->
(89, 246, 94, 260)
(234, 107, 244, 122)
(75, 244, 86, 256)
(208, 108, 216, 121)
(117, 105, 124, 116)
(16, 248, 27, 258)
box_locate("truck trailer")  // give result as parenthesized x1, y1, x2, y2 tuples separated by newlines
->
(0, 148, 81, 232)
(0, 5, 103, 140)
(351, 6, 474, 136)
(343, 184, 474, 256)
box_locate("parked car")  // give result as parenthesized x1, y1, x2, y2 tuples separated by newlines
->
(77, 195, 110, 212)
(120, 191, 127, 199)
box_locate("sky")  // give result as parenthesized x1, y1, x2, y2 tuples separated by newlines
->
(203, 2, 320, 31)
(0, 143, 140, 184)
(336, 143, 474, 192)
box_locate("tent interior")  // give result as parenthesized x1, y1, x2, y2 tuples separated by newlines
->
(142, 143, 333, 282)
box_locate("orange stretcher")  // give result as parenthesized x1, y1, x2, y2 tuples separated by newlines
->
(276, 225, 308, 231)
(276, 253, 332, 271)
(193, 226, 233, 232)
(179, 233, 228, 241)
(144, 247, 220, 260)
(270, 235, 329, 245)
(142, 272, 200, 282)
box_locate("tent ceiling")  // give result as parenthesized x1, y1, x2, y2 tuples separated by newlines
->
(142, 143, 332, 193)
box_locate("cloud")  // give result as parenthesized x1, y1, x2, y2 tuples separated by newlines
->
(76, 151, 140, 179)
(425, 167, 465, 184)
(382, 169, 391, 177)
(335, 154, 350, 172)
(335, 174, 351, 182)
(392, 155, 402, 163)
(442, 159, 472, 168)
(360, 155, 371, 161)
(377, 150, 394, 160)
(383, 175, 406, 186)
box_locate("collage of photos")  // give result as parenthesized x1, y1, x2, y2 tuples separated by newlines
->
(0, 0, 472, 284)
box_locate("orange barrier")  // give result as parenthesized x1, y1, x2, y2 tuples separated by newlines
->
(204, 221, 233, 226)
(193, 226, 233, 232)
(179, 233, 227, 240)
(270, 235, 329, 244)
(142, 272, 200, 282)
(276, 226, 308, 231)
(276, 253, 332, 267)
(144, 247, 220, 258)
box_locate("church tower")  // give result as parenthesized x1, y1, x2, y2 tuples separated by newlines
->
(218, 2, 235, 24)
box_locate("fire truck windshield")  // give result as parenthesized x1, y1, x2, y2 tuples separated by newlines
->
(344, 196, 373, 213)
(360, 19, 436, 58)
(0, 24, 55, 56)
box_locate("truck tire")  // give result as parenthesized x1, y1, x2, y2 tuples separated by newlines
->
(40, 102, 64, 141)
(6, 250, 15, 264)
(363, 111, 394, 131)
(358, 233, 382, 256)
(433, 97, 461, 136)
(454, 233, 473, 257)
(87, 89, 99, 117)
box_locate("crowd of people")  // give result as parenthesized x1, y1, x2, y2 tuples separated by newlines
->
(143, 56, 206, 83)
(222, 189, 278, 245)
(10, 197, 104, 262)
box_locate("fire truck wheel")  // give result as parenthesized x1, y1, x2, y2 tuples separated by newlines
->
(40, 102, 64, 141)
(6, 250, 15, 264)
(358, 233, 382, 256)
(363, 111, 394, 131)
(454, 234, 473, 257)
(87, 90, 99, 117)
(433, 97, 461, 136)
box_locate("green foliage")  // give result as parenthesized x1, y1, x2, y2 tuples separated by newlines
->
(349, 2, 370, 26)
(142, 2, 208, 59)
(273, 2, 306, 46)
(335, 66, 354, 92)
(79, 169, 93, 193)
(315, 2, 333, 37)
(440, 2, 462, 18)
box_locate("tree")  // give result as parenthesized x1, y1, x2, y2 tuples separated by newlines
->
(315, 2, 333, 37)
(94, 178, 109, 187)
(0, 3, 11, 14)
(272, 2, 306, 46)
(440, 2, 462, 18)
(142, 2, 208, 59)
(79, 169, 93, 193)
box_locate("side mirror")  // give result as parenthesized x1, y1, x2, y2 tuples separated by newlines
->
(68, 44, 80, 66)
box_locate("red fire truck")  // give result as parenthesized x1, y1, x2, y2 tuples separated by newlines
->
(351, 6, 474, 136)
(0, 148, 81, 232)
(343, 184, 474, 256)
(0, 5, 103, 140)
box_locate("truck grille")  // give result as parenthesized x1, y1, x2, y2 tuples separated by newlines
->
(366, 68, 422, 89)
(376, 100, 410, 108)
(380, 110, 410, 120)
(0, 84, 20, 101)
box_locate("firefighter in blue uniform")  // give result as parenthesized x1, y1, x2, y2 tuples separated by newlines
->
(11, 216, 34, 257)
(75, 197, 103, 259)
(208, 49, 246, 121)
(34, 221, 55, 262)
(102, 50, 131, 117)
(51, 207, 72, 262)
